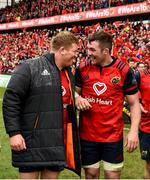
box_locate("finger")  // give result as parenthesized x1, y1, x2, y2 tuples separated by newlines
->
(77, 106, 80, 110)
(12, 144, 21, 151)
(82, 103, 89, 110)
(80, 102, 87, 110)
(10, 143, 18, 150)
(126, 145, 132, 152)
(81, 106, 86, 111)
(11, 145, 17, 151)
(18, 143, 24, 151)
(81, 102, 91, 110)
(85, 102, 92, 108)
(127, 141, 135, 153)
(22, 139, 27, 150)
(80, 105, 84, 110)
(81, 105, 87, 109)
(78, 105, 84, 110)
(76, 104, 80, 110)
(83, 100, 91, 107)
(85, 106, 90, 110)
(129, 146, 135, 153)
(124, 138, 128, 147)
(133, 141, 138, 150)
(17, 139, 26, 151)
(127, 140, 133, 152)
(87, 102, 92, 108)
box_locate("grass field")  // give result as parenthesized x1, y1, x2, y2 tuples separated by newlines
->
(0, 87, 144, 179)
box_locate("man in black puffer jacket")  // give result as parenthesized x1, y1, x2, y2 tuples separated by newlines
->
(3, 31, 81, 179)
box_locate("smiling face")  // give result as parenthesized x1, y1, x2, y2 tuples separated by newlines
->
(137, 63, 145, 72)
(87, 31, 113, 66)
(87, 41, 108, 65)
(51, 31, 79, 69)
(61, 43, 79, 67)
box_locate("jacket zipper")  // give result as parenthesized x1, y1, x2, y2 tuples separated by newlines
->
(33, 115, 39, 129)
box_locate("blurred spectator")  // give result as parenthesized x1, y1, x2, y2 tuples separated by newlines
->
(0, 20, 149, 74)
(0, 0, 145, 23)
(128, 58, 136, 69)
(136, 62, 146, 72)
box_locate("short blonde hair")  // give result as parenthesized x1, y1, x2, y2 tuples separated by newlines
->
(51, 31, 78, 51)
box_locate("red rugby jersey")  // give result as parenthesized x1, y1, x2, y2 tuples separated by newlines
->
(60, 70, 72, 144)
(138, 70, 150, 133)
(75, 58, 138, 142)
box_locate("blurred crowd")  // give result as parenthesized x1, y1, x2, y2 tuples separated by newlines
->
(0, 0, 145, 23)
(0, 20, 149, 74)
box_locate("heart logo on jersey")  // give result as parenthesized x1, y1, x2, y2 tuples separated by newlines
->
(61, 86, 66, 96)
(93, 82, 107, 96)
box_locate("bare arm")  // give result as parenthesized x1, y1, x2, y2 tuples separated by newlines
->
(124, 93, 141, 152)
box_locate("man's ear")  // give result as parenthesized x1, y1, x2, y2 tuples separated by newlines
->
(103, 48, 109, 55)
(59, 47, 66, 56)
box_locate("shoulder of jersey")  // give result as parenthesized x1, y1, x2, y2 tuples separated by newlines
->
(115, 59, 129, 71)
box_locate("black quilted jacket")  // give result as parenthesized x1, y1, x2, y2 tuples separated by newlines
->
(3, 53, 81, 176)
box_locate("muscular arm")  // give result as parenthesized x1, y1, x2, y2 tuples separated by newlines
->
(123, 68, 141, 152)
(124, 93, 141, 152)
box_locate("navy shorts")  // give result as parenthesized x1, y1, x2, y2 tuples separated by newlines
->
(80, 139, 123, 166)
(19, 166, 64, 172)
(139, 130, 150, 160)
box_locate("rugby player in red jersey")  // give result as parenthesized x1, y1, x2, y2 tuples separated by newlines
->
(75, 30, 141, 179)
(136, 68, 150, 179)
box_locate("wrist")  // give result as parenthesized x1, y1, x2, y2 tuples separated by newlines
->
(75, 92, 80, 98)
(9, 131, 21, 137)
(129, 127, 139, 133)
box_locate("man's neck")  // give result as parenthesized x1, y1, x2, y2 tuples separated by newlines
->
(99, 57, 113, 67)
(53, 52, 63, 70)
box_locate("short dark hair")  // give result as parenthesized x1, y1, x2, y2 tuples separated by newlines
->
(127, 58, 134, 63)
(88, 30, 113, 53)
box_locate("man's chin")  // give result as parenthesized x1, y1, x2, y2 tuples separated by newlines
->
(91, 60, 97, 65)
(69, 62, 74, 67)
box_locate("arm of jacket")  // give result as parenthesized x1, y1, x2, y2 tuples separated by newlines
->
(2, 62, 31, 136)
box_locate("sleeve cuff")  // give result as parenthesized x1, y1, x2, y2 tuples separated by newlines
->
(9, 131, 21, 137)
(125, 88, 138, 95)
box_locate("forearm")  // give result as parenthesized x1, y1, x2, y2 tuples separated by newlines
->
(130, 101, 141, 132)
(75, 86, 82, 96)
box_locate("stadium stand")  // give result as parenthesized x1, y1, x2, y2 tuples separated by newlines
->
(0, 0, 149, 74)
(0, 0, 145, 23)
